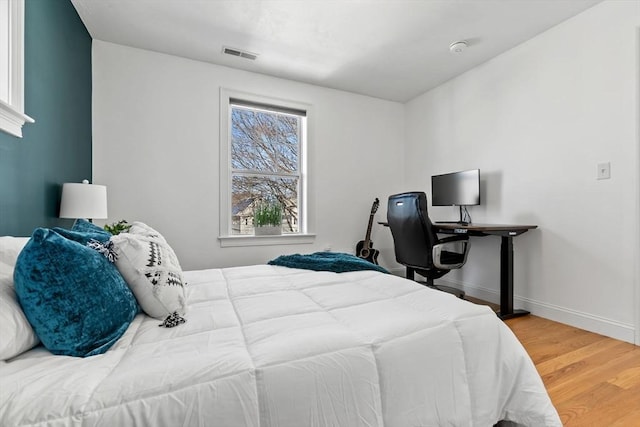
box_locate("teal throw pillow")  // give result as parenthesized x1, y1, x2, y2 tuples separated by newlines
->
(70, 219, 111, 238)
(53, 226, 111, 246)
(13, 228, 138, 357)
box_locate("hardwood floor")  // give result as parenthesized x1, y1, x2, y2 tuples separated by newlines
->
(464, 296, 640, 425)
(504, 315, 640, 426)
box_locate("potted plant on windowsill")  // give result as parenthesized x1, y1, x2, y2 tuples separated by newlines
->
(253, 199, 283, 236)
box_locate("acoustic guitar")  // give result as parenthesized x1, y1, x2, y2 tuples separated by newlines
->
(356, 198, 380, 264)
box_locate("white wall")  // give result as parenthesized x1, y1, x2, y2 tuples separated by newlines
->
(92, 41, 404, 272)
(92, 1, 639, 343)
(405, 1, 639, 342)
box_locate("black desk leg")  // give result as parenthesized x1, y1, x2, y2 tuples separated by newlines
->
(498, 236, 530, 320)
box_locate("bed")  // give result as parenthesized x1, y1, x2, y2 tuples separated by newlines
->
(0, 233, 561, 426)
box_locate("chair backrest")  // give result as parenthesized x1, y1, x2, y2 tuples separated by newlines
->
(387, 192, 439, 269)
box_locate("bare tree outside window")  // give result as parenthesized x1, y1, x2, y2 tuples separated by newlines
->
(230, 104, 303, 235)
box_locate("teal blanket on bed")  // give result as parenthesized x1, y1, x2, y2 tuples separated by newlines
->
(268, 251, 389, 274)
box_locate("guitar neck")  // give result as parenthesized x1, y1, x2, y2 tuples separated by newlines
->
(363, 213, 375, 247)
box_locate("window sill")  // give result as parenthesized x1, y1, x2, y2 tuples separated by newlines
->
(0, 100, 34, 138)
(218, 233, 316, 248)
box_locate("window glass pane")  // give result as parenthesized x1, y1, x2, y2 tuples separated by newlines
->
(225, 94, 305, 238)
(231, 175, 299, 235)
(277, 114, 299, 171)
(231, 107, 299, 174)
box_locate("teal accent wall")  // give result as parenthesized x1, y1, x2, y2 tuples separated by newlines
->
(0, 0, 92, 235)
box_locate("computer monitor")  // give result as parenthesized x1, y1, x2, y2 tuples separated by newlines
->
(431, 169, 480, 224)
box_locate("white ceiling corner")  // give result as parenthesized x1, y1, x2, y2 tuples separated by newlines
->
(71, 0, 602, 102)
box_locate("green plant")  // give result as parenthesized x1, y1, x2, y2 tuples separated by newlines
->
(104, 219, 131, 235)
(253, 200, 282, 228)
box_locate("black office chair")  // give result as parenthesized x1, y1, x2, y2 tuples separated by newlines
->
(387, 192, 469, 298)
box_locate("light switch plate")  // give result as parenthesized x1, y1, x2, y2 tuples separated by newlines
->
(597, 162, 611, 180)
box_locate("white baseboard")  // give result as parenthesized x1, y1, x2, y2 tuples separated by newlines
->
(517, 298, 635, 343)
(431, 277, 636, 344)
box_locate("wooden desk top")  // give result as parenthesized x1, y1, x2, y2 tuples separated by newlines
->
(379, 221, 537, 237)
(434, 223, 537, 231)
(434, 223, 537, 237)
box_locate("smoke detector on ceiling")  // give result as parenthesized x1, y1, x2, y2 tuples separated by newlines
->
(449, 41, 467, 54)
(222, 46, 258, 61)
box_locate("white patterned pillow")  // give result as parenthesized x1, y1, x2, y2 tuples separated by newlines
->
(111, 222, 187, 322)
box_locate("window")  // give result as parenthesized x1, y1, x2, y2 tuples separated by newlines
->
(219, 89, 314, 246)
(0, 0, 33, 138)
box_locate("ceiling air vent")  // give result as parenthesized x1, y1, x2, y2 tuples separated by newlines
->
(222, 46, 258, 61)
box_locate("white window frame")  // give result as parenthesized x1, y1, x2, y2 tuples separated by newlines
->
(0, 0, 33, 138)
(218, 88, 315, 247)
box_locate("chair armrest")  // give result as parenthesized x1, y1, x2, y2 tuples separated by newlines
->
(432, 238, 470, 270)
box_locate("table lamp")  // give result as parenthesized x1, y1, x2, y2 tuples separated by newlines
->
(59, 179, 108, 223)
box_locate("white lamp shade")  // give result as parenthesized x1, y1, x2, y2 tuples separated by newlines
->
(59, 182, 108, 219)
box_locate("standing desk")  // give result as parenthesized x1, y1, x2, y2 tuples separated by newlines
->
(434, 223, 537, 320)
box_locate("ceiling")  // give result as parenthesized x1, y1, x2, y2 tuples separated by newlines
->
(71, 0, 602, 102)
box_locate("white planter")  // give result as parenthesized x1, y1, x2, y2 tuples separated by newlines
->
(254, 226, 282, 236)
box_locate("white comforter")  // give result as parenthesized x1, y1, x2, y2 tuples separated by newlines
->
(1, 265, 561, 426)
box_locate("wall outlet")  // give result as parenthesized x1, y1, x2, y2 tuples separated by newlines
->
(597, 162, 610, 180)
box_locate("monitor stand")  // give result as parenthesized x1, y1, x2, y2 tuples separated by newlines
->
(434, 206, 469, 225)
